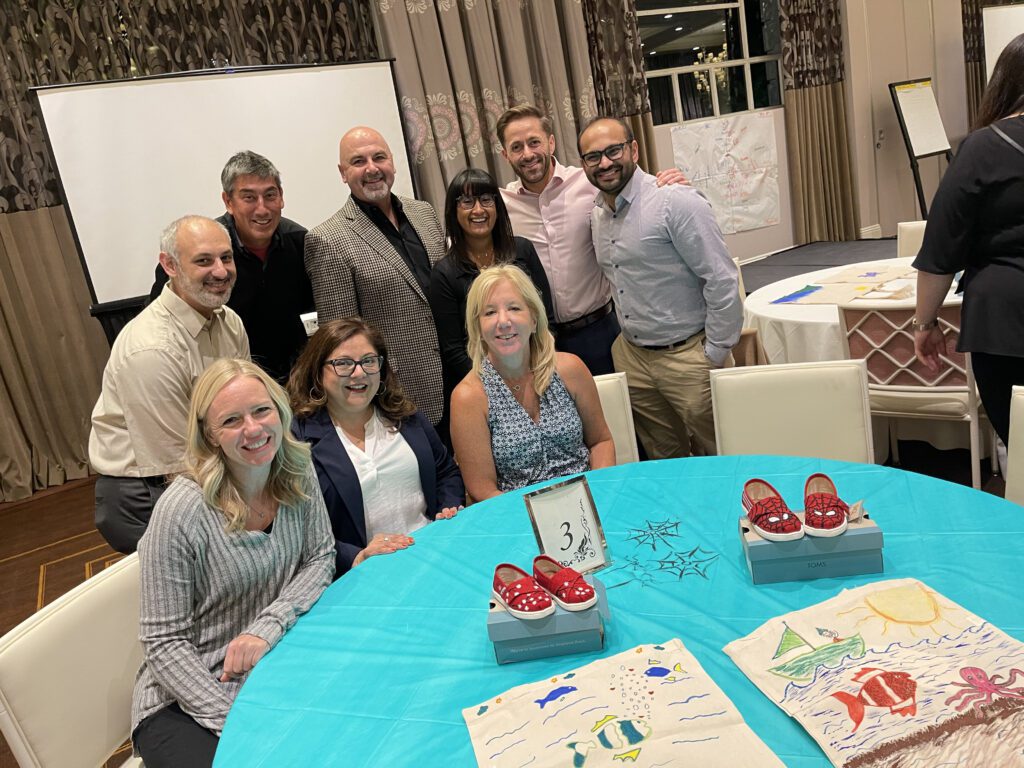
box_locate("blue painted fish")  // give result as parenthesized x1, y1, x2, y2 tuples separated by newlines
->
(644, 666, 670, 678)
(567, 715, 651, 766)
(535, 685, 577, 708)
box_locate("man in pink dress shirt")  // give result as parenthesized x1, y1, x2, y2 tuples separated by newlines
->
(497, 105, 683, 376)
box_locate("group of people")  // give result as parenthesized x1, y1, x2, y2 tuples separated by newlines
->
(87, 105, 744, 766)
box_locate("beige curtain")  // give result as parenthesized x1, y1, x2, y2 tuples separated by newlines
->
(0, 208, 108, 501)
(580, 0, 656, 170)
(0, 1, 379, 501)
(779, 0, 857, 242)
(375, 0, 597, 210)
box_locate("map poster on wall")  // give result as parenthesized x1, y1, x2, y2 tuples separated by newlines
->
(671, 110, 780, 235)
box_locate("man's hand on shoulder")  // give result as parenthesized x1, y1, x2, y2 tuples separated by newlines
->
(655, 168, 689, 187)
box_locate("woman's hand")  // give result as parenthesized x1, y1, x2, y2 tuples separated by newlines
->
(655, 167, 689, 186)
(914, 326, 947, 373)
(436, 506, 462, 520)
(352, 533, 414, 566)
(219, 633, 270, 682)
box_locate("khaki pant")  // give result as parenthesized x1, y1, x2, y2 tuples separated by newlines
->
(612, 333, 732, 459)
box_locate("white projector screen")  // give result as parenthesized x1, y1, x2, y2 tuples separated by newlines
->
(983, 5, 1024, 80)
(33, 61, 412, 306)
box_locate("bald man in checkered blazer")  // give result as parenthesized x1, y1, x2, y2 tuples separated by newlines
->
(305, 127, 445, 425)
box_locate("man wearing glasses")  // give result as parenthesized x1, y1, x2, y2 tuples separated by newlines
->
(304, 126, 445, 428)
(496, 105, 684, 376)
(580, 117, 742, 459)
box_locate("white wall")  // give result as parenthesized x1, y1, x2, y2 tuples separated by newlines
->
(650, 107, 795, 262)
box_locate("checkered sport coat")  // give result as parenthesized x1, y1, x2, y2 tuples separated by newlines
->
(304, 195, 446, 425)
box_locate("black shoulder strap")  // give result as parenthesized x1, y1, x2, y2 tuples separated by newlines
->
(990, 123, 1024, 157)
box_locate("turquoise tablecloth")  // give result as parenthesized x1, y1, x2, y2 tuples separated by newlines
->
(214, 456, 1024, 767)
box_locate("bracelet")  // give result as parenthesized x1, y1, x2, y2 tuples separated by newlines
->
(910, 317, 938, 332)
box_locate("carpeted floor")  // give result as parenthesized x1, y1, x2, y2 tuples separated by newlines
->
(0, 444, 1005, 767)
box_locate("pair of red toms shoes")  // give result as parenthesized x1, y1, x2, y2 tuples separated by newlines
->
(492, 555, 598, 620)
(742, 473, 850, 542)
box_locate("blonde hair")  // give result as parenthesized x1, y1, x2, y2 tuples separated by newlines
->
(187, 358, 311, 531)
(465, 264, 556, 395)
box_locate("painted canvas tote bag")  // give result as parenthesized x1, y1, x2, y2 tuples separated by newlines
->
(464, 637, 782, 767)
(724, 578, 1024, 768)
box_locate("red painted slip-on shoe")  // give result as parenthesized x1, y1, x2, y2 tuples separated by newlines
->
(742, 478, 803, 542)
(804, 473, 849, 537)
(492, 563, 555, 620)
(533, 555, 597, 611)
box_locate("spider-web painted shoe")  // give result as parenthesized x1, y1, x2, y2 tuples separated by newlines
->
(803, 473, 849, 537)
(742, 478, 803, 542)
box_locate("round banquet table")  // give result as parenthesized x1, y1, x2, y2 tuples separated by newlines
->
(214, 457, 1023, 767)
(742, 257, 960, 366)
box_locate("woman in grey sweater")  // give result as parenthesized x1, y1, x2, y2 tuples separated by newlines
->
(130, 358, 335, 767)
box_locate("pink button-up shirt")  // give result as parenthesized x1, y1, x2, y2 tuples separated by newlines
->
(502, 160, 612, 324)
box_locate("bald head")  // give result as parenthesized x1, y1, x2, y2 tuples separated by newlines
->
(338, 126, 396, 204)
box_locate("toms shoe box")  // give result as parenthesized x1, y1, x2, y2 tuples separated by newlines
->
(739, 514, 883, 585)
(487, 577, 609, 665)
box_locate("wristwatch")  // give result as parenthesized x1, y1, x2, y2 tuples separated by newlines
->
(910, 317, 938, 332)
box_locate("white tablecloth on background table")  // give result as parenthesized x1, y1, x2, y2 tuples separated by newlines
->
(742, 257, 975, 456)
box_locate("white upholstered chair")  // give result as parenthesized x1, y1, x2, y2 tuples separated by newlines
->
(593, 372, 640, 464)
(0, 554, 143, 768)
(837, 300, 991, 489)
(710, 360, 874, 462)
(1004, 386, 1024, 505)
(897, 220, 927, 258)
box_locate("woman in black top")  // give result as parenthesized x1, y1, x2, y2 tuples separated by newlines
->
(913, 33, 1024, 442)
(428, 168, 554, 399)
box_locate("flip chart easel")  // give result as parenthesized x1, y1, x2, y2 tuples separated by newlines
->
(888, 78, 953, 218)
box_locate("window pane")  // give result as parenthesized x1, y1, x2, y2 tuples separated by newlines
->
(649, 75, 677, 126)
(636, 0, 736, 10)
(715, 65, 748, 115)
(640, 9, 742, 71)
(751, 60, 782, 108)
(680, 71, 714, 121)
(744, 0, 781, 56)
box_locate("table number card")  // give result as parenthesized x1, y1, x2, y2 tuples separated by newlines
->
(524, 475, 609, 573)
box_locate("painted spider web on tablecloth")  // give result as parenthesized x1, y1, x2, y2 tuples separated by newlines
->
(605, 519, 719, 588)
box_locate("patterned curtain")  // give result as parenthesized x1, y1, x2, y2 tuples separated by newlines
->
(376, 0, 597, 210)
(0, 1, 377, 501)
(580, 0, 656, 171)
(778, 0, 857, 242)
(961, 0, 1017, 127)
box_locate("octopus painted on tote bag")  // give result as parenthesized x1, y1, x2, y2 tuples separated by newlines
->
(725, 578, 1024, 768)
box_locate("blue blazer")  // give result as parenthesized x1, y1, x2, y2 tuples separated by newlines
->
(292, 408, 465, 576)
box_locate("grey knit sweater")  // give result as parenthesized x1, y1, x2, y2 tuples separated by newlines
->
(131, 470, 335, 736)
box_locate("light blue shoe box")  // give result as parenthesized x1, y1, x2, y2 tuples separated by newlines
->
(487, 577, 610, 665)
(740, 513, 884, 585)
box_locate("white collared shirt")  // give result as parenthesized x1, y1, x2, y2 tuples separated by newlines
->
(337, 410, 428, 538)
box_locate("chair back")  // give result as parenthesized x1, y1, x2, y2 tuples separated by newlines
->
(1005, 386, 1024, 505)
(710, 360, 874, 462)
(0, 554, 143, 768)
(837, 303, 968, 390)
(593, 372, 640, 464)
(897, 220, 926, 258)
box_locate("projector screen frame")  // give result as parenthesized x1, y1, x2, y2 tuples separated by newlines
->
(30, 59, 414, 327)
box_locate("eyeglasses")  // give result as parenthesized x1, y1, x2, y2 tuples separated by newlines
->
(324, 354, 384, 377)
(581, 142, 628, 168)
(456, 193, 497, 210)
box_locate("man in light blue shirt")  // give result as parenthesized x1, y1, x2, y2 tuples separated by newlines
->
(580, 117, 742, 458)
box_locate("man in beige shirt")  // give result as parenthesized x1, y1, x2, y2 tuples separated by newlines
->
(89, 215, 250, 552)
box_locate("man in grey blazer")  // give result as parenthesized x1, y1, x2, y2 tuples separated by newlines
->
(304, 126, 445, 426)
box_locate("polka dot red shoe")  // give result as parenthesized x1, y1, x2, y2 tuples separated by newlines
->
(742, 478, 804, 542)
(533, 555, 597, 611)
(492, 563, 555, 620)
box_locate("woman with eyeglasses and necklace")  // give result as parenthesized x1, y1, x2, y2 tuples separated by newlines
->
(287, 318, 464, 576)
(429, 168, 554, 405)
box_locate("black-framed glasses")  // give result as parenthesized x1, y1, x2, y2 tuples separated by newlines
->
(456, 193, 497, 210)
(324, 354, 384, 377)
(581, 142, 628, 168)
